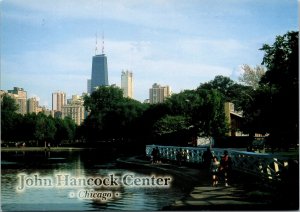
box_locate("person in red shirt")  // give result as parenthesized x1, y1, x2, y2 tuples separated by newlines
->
(219, 150, 232, 187)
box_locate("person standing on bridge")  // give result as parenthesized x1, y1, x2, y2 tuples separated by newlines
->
(210, 156, 220, 186)
(202, 147, 213, 169)
(151, 147, 160, 164)
(220, 150, 232, 187)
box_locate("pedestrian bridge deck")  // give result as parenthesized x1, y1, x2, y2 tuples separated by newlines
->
(117, 155, 279, 210)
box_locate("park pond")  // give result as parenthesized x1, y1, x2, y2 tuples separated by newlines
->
(1, 149, 186, 211)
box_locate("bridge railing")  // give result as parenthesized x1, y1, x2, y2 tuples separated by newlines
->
(146, 144, 289, 182)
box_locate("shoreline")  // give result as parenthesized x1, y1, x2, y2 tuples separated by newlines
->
(1, 147, 96, 152)
(116, 156, 207, 210)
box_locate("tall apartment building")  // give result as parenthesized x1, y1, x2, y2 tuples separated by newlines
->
(62, 95, 85, 125)
(27, 97, 39, 114)
(7, 87, 27, 114)
(149, 83, 171, 104)
(87, 79, 91, 94)
(91, 54, 108, 93)
(52, 91, 66, 112)
(121, 70, 133, 98)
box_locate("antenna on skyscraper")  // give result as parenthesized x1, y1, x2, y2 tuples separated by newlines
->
(102, 32, 105, 54)
(100, 0, 105, 55)
(95, 32, 98, 55)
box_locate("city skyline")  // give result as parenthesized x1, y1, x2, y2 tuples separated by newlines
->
(1, 0, 298, 108)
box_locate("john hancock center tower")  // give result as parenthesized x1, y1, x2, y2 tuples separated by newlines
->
(91, 53, 108, 93)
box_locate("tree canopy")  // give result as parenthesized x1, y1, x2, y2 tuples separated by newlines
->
(1, 94, 76, 145)
(239, 64, 266, 89)
(242, 31, 299, 148)
(82, 86, 147, 142)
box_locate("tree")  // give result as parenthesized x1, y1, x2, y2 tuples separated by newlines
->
(199, 75, 252, 110)
(239, 64, 266, 89)
(1, 94, 19, 112)
(83, 86, 124, 141)
(154, 115, 190, 135)
(192, 88, 228, 137)
(241, 85, 276, 137)
(136, 103, 169, 142)
(54, 117, 76, 145)
(34, 113, 57, 145)
(165, 89, 198, 116)
(259, 31, 299, 148)
(84, 86, 124, 115)
(260, 31, 298, 89)
(164, 88, 228, 140)
(82, 86, 147, 142)
(199, 75, 235, 100)
(153, 115, 191, 145)
(20, 113, 38, 142)
(243, 31, 299, 149)
(1, 94, 19, 141)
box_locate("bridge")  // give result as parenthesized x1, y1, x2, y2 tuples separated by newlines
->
(115, 145, 299, 210)
(146, 144, 290, 183)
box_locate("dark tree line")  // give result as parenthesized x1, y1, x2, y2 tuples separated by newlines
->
(79, 76, 248, 146)
(1, 94, 76, 146)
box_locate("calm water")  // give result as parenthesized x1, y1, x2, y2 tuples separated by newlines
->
(1, 150, 185, 211)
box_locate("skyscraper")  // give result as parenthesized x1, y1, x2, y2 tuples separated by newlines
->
(62, 95, 85, 125)
(121, 70, 133, 98)
(87, 79, 91, 94)
(149, 83, 171, 104)
(91, 54, 108, 92)
(52, 91, 66, 112)
(7, 87, 27, 114)
(27, 97, 39, 114)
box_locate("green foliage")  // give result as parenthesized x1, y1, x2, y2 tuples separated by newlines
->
(84, 86, 124, 114)
(198, 75, 252, 110)
(20, 113, 38, 141)
(1, 94, 76, 145)
(1, 94, 19, 113)
(54, 116, 76, 144)
(1, 95, 20, 141)
(243, 31, 299, 148)
(241, 85, 277, 136)
(260, 31, 298, 89)
(34, 113, 56, 143)
(153, 115, 190, 136)
(261, 31, 299, 147)
(83, 86, 147, 141)
(192, 88, 228, 137)
(157, 87, 228, 139)
(239, 64, 266, 89)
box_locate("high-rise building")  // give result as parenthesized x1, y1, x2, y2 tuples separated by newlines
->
(7, 87, 27, 114)
(149, 83, 171, 104)
(91, 54, 108, 93)
(87, 79, 91, 94)
(52, 91, 66, 112)
(27, 97, 39, 114)
(121, 70, 133, 98)
(62, 95, 85, 125)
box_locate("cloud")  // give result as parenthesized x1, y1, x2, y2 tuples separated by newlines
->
(4, 0, 192, 34)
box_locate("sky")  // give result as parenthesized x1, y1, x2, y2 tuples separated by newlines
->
(1, 0, 298, 108)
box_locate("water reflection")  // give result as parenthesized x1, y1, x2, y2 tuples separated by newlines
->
(2, 150, 184, 211)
